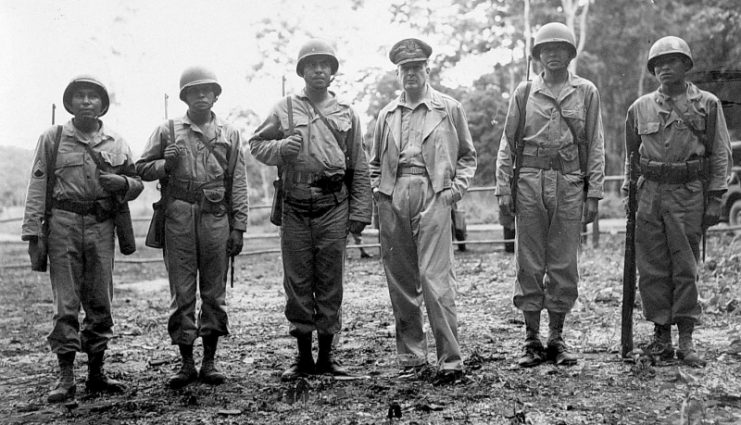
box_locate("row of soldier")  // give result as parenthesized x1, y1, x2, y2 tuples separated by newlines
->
(22, 23, 730, 404)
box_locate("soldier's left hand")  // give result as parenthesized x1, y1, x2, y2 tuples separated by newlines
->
(703, 198, 722, 228)
(99, 172, 127, 193)
(582, 197, 599, 224)
(348, 220, 366, 235)
(226, 229, 244, 256)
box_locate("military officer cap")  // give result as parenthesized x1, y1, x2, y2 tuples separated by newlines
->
(389, 38, 432, 66)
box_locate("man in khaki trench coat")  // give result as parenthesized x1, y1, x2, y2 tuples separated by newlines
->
(370, 38, 477, 385)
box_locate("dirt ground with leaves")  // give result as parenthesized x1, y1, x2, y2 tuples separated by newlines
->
(1, 231, 741, 425)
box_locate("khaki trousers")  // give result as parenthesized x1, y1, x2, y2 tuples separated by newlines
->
(377, 175, 462, 371)
(47, 209, 115, 354)
(164, 199, 230, 345)
(635, 179, 702, 325)
(513, 169, 583, 313)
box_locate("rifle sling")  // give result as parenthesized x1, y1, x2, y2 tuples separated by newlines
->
(43, 125, 64, 219)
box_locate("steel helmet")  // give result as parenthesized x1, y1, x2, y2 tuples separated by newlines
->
(647, 36, 693, 75)
(296, 39, 339, 77)
(63, 75, 110, 117)
(179, 66, 222, 101)
(532, 22, 577, 59)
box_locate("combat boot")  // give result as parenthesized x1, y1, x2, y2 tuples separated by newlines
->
(86, 350, 126, 393)
(199, 336, 226, 385)
(676, 320, 706, 367)
(316, 333, 350, 376)
(47, 352, 76, 403)
(517, 310, 546, 368)
(168, 344, 198, 389)
(650, 323, 674, 360)
(546, 311, 577, 366)
(281, 334, 315, 381)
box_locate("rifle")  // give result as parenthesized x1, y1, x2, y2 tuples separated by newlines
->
(31, 107, 62, 272)
(621, 151, 638, 357)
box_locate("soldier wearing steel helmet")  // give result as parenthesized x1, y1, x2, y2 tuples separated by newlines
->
(370, 38, 477, 385)
(622, 36, 731, 367)
(136, 66, 249, 388)
(22, 75, 144, 402)
(496, 22, 605, 368)
(250, 39, 371, 380)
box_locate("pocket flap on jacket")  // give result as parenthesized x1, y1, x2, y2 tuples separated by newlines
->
(637, 121, 660, 135)
(100, 151, 127, 167)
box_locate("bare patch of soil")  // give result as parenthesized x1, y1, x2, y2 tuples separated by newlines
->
(1, 233, 740, 424)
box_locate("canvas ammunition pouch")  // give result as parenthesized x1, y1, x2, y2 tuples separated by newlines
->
(169, 180, 228, 216)
(639, 157, 706, 184)
(521, 145, 581, 174)
(53, 198, 114, 222)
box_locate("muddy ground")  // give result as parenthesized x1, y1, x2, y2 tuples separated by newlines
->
(1, 231, 741, 425)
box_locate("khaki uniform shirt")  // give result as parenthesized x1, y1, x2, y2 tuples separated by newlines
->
(249, 89, 372, 224)
(136, 113, 249, 231)
(496, 72, 605, 199)
(22, 120, 143, 240)
(623, 82, 731, 194)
